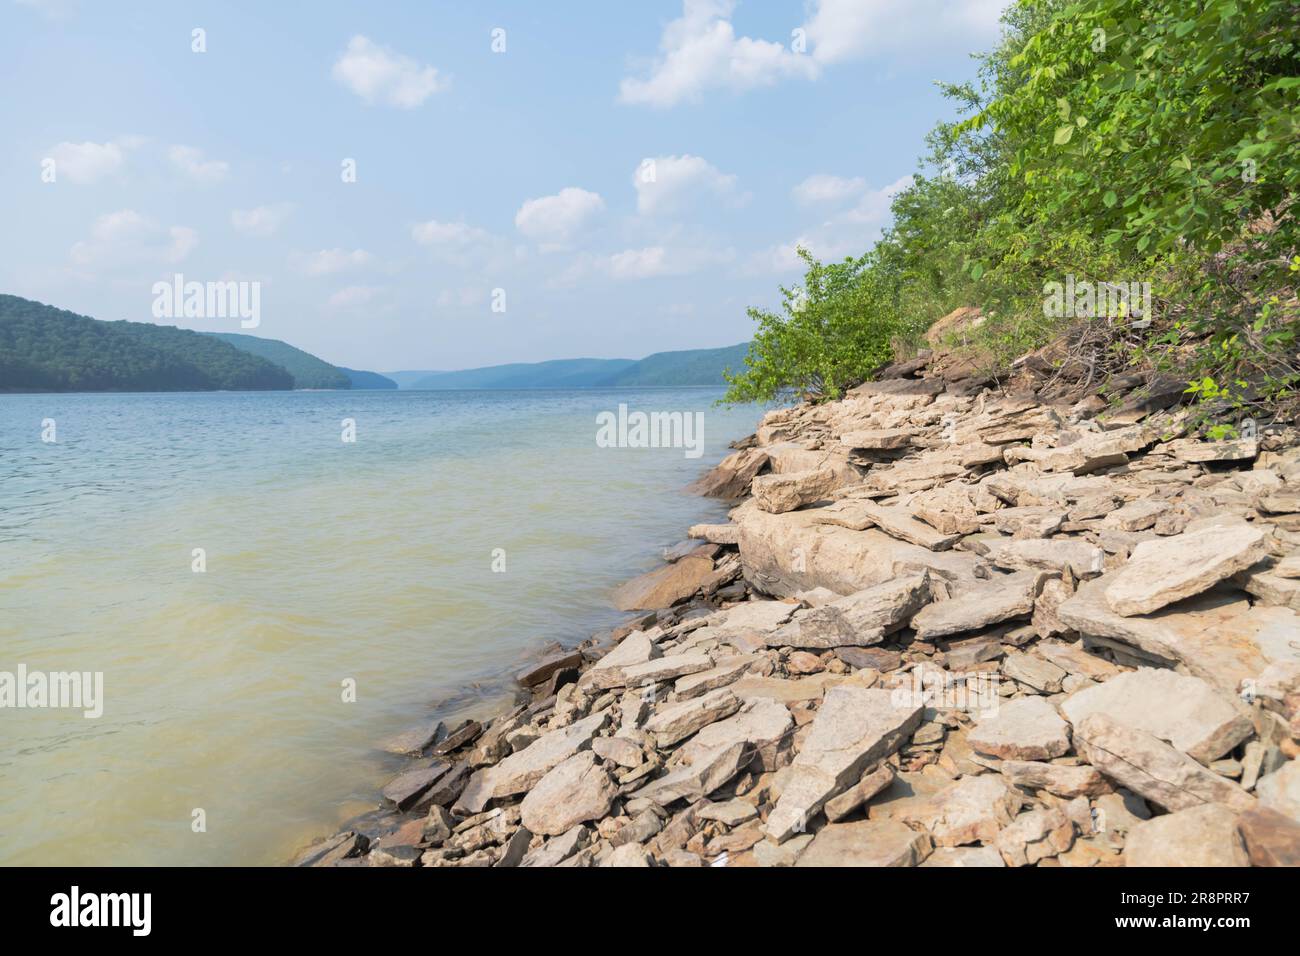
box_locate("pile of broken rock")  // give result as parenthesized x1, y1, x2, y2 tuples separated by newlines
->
(297, 371, 1300, 867)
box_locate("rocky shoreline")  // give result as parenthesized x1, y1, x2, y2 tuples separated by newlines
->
(294, 348, 1300, 868)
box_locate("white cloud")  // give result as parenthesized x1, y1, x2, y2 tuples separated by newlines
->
(169, 145, 229, 184)
(294, 248, 373, 276)
(792, 173, 866, 205)
(231, 203, 292, 237)
(327, 285, 383, 309)
(514, 187, 605, 247)
(634, 154, 744, 216)
(560, 242, 734, 283)
(411, 219, 491, 246)
(747, 174, 913, 274)
(619, 0, 815, 108)
(69, 209, 198, 269)
(45, 139, 130, 184)
(333, 35, 448, 108)
(619, 0, 1005, 108)
(804, 0, 1005, 64)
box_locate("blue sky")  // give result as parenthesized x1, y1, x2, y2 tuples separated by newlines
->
(1, 0, 1008, 371)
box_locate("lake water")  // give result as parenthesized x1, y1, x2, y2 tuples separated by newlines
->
(0, 388, 761, 865)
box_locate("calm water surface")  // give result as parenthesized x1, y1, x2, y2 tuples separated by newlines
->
(0, 388, 760, 865)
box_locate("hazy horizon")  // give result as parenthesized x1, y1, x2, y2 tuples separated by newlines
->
(1, 0, 1005, 370)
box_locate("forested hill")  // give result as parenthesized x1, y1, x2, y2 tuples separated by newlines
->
(397, 342, 749, 389)
(0, 294, 293, 392)
(206, 332, 350, 389)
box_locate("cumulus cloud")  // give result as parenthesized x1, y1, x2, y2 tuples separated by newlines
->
(618, 0, 815, 108)
(514, 187, 605, 247)
(634, 155, 745, 216)
(747, 174, 913, 274)
(294, 248, 373, 276)
(169, 145, 229, 184)
(560, 242, 734, 283)
(619, 0, 1005, 108)
(231, 203, 292, 237)
(45, 139, 134, 184)
(333, 35, 448, 108)
(792, 173, 866, 205)
(69, 209, 197, 269)
(411, 219, 492, 246)
(327, 285, 383, 309)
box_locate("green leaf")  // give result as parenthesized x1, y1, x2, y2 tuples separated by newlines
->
(1103, 190, 1118, 208)
(1053, 125, 1074, 146)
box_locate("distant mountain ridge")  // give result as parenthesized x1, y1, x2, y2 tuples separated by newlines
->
(393, 343, 749, 390)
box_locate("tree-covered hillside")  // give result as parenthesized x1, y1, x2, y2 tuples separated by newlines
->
(725, 0, 1299, 429)
(0, 295, 294, 392)
(339, 367, 397, 389)
(206, 332, 351, 389)
(596, 343, 750, 386)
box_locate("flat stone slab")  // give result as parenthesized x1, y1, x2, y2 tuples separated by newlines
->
(968, 696, 1071, 761)
(997, 760, 1109, 798)
(596, 651, 713, 690)
(520, 752, 618, 837)
(1124, 803, 1249, 867)
(674, 654, 760, 699)
(630, 740, 749, 806)
(1057, 581, 1300, 698)
(1103, 523, 1268, 616)
(1061, 668, 1253, 765)
(840, 428, 915, 450)
(517, 650, 584, 688)
(677, 697, 793, 772)
(645, 688, 742, 748)
(988, 538, 1104, 579)
(899, 775, 1022, 847)
(611, 555, 716, 611)
(767, 687, 923, 842)
(858, 502, 961, 551)
(911, 571, 1045, 640)
(455, 711, 608, 813)
(1073, 713, 1255, 813)
(1237, 807, 1300, 866)
(793, 819, 932, 867)
(772, 573, 931, 648)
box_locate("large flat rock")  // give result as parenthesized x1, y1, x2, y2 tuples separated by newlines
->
(734, 503, 982, 598)
(1103, 523, 1268, 616)
(1057, 581, 1300, 697)
(911, 571, 1046, 640)
(1073, 713, 1255, 813)
(677, 697, 794, 771)
(766, 687, 923, 842)
(771, 573, 931, 648)
(455, 711, 608, 814)
(520, 752, 618, 837)
(611, 555, 716, 611)
(793, 819, 932, 867)
(968, 696, 1071, 761)
(1060, 668, 1253, 765)
(1124, 804, 1249, 867)
(899, 775, 1022, 847)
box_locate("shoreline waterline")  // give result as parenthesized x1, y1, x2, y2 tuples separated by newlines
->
(0, 387, 764, 866)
